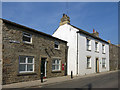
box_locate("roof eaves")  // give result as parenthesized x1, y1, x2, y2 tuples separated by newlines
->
(2, 18, 67, 43)
(70, 24, 109, 44)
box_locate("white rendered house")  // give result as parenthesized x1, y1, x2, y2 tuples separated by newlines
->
(52, 14, 109, 76)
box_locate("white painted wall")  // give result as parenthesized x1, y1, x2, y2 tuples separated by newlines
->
(53, 24, 109, 76)
(78, 33, 109, 75)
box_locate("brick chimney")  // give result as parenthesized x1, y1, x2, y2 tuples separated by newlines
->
(92, 29, 99, 37)
(107, 40, 111, 43)
(60, 14, 70, 26)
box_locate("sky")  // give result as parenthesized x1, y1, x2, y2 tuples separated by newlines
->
(2, 2, 118, 44)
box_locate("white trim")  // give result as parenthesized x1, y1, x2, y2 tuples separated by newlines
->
(19, 56, 34, 73)
(23, 32, 32, 44)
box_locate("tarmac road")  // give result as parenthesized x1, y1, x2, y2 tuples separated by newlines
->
(41, 71, 119, 88)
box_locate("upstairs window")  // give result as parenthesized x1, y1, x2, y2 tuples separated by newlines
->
(23, 32, 32, 43)
(95, 42, 99, 52)
(54, 41, 60, 49)
(102, 58, 106, 68)
(87, 39, 91, 51)
(102, 44, 105, 53)
(19, 56, 34, 73)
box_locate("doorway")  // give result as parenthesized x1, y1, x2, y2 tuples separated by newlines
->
(96, 58, 99, 73)
(41, 58, 47, 78)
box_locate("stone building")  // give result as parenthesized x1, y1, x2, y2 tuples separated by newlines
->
(109, 43, 120, 70)
(0, 18, 67, 85)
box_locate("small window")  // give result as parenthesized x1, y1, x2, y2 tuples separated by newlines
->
(87, 57, 91, 68)
(52, 59, 61, 71)
(54, 41, 60, 49)
(19, 56, 34, 73)
(102, 44, 105, 53)
(23, 32, 32, 43)
(102, 58, 106, 68)
(87, 39, 91, 51)
(95, 42, 99, 52)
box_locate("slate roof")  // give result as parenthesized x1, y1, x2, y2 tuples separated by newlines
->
(70, 24, 109, 44)
(0, 18, 67, 43)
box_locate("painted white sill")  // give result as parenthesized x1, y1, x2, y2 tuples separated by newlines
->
(86, 67, 92, 69)
(87, 49, 91, 51)
(18, 71, 36, 76)
(23, 41, 32, 44)
(54, 48, 60, 50)
(102, 67, 106, 69)
(95, 50, 99, 53)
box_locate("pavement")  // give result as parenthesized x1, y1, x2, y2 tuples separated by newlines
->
(2, 70, 119, 89)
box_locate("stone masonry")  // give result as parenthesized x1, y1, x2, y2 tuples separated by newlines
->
(109, 44, 120, 71)
(1, 19, 67, 85)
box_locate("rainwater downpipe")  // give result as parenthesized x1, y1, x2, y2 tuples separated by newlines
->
(76, 31, 79, 75)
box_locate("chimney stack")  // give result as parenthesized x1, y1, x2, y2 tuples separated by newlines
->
(92, 29, 99, 37)
(107, 40, 111, 44)
(60, 14, 70, 26)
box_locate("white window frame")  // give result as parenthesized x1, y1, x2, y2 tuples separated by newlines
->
(95, 42, 99, 52)
(87, 57, 91, 68)
(102, 58, 106, 68)
(87, 39, 91, 51)
(52, 59, 61, 71)
(23, 32, 32, 44)
(54, 41, 60, 49)
(102, 44, 105, 53)
(19, 56, 34, 73)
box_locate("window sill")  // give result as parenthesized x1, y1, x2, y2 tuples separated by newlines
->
(23, 41, 32, 45)
(17, 72, 37, 76)
(54, 48, 60, 50)
(102, 52, 106, 54)
(86, 67, 92, 69)
(95, 51, 99, 53)
(102, 67, 106, 69)
(52, 70, 61, 73)
(87, 49, 91, 51)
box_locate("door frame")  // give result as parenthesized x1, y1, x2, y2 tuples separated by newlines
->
(40, 56, 48, 77)
(95, 58, 99, 73)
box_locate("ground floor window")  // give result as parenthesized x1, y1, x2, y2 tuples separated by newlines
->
(102, 58, 106, 68)
(87, 57, 91, 68)
(19, 56, 34, 73)
(52, 59, 61, 71)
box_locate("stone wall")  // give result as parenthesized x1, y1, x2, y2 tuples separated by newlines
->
(2, 21, 67, 85)
(109, 44, 119, 71)
(0, 19, 2, 88)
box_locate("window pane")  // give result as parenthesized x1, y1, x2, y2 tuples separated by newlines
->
(55, 44, 58, 48)
(27, 64, 33, 71)
(52, 60, 55, 64)
(19, 64, 26, 71)
(28, 57, 33, 63)
(55, 41, 59, 49)
(56, 60, 59, 64)
(20, 56, 26, 63)
(23, 36, 31, 42)
(52, 65, 55, 70)
(87, 57, 91, 68)
(56, 65, 59, 70)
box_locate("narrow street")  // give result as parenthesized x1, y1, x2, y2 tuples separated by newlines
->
(2, 71, 119, 89)
(40, 71, 119, 88)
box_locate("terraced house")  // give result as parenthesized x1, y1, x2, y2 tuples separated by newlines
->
(0, 18, 67, 85)
(53, 14, 110, 75)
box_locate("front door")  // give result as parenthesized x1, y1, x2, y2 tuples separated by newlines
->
(96, 58, 99, 73)
(41, 58, 47, 78)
